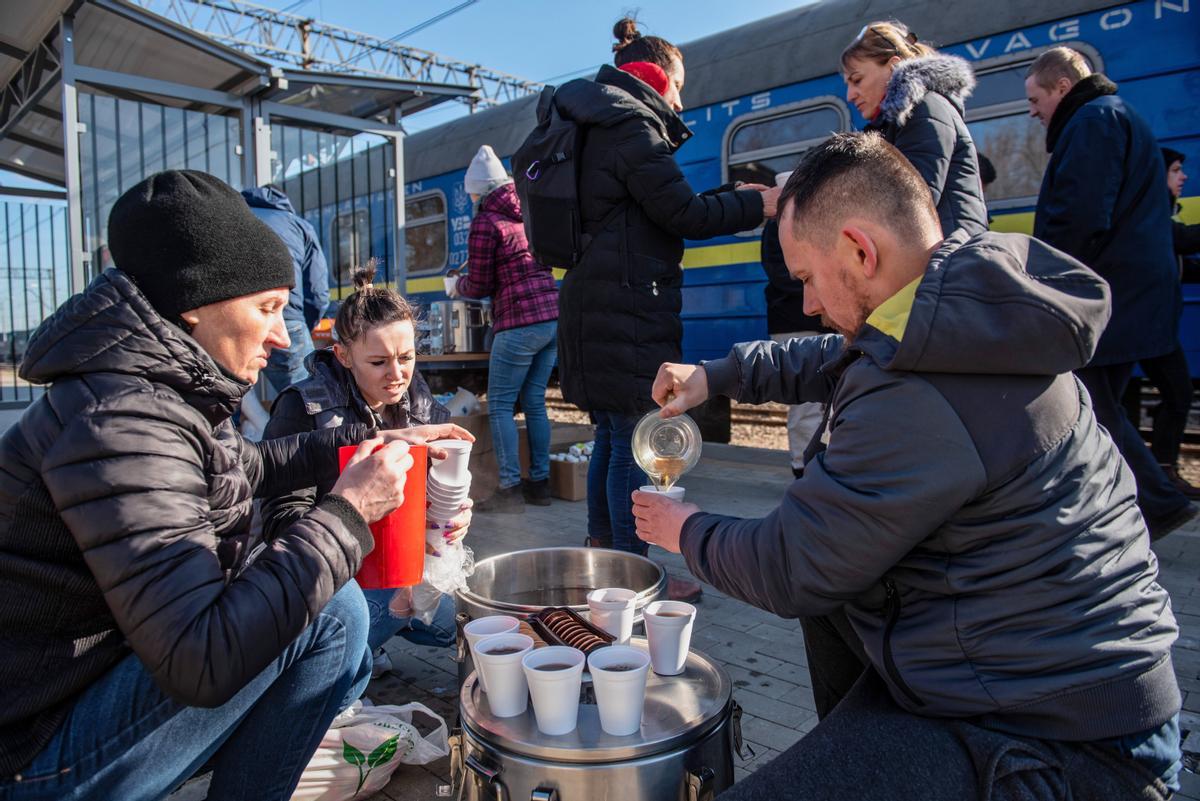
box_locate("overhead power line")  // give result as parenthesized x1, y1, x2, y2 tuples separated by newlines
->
(135, 0, 542, 112)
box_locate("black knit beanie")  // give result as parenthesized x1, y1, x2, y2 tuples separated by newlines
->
(107, 170, 294, 320)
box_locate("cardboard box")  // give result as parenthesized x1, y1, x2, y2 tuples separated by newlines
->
(549, 454, 589, 501)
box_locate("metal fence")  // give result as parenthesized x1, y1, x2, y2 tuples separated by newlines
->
(0, 197, 70, 407)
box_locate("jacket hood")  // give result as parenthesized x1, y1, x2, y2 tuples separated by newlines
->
(480, 181, 522, 221)
(858, 231, 1111, 376)
(241, 186, 296, 214)
(1044, 73, 1119, 153)
(553, 64, 692, 151)
(879, 54, 976, 126)
(19, 269, 249, 421)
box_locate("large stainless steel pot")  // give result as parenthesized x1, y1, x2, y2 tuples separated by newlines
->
(455, 547, 667, 686)
(457, 547, 666, 620)
(451, 639, 746, 801)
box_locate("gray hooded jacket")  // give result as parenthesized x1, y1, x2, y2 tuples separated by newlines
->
(866, 54, 988, 239)
(685, 231, 1179, 741)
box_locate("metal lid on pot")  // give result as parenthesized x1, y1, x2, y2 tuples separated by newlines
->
(460, 639, 732, 763)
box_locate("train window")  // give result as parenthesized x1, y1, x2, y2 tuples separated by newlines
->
(964, 46, 1101, 209)
(725, 99, 851, 186)
(405, 190, 448, 275)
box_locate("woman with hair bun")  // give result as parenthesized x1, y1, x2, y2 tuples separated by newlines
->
(547, 16, 776, 601)
(841, 21, 988, 237)
(263, 262, 467, 675)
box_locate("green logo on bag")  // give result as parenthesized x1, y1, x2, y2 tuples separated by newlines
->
(344, 735, 400, 796)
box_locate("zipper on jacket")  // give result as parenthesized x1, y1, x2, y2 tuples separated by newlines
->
(651, 280, 659, 296)
(882, 578, 926, 708)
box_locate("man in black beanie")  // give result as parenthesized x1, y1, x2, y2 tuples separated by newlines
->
(0, 170, 471, 799)
(107, 169, 295, 326)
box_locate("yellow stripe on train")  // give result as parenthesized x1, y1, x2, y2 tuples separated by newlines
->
(328, 206, 1192, 299)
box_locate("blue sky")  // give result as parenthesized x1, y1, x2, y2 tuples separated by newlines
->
(0, 1, 811, 189)
(267, 0, 812, 129)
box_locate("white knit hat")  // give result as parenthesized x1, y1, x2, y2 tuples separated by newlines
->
(464, 145, 509, 196)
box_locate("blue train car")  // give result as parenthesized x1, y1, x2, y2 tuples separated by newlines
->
(332, 0, 1200, 373)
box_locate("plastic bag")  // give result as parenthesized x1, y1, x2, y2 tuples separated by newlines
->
(424, 532, 475, 596)
(291, 700, 450, 801)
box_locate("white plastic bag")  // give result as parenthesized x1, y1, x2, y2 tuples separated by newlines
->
(291, 700, 450, 801)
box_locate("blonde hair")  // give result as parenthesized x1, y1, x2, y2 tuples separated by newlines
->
(841, 21, 935, 71)
(1027, 46, 1092, 90)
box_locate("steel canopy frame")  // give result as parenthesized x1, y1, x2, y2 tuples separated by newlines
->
(0, 0, 441, 299)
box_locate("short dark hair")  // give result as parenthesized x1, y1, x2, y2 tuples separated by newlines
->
(1163, 147, 1186, 170)
(778, 132, 939, 248)
(978, 153, 997, 186)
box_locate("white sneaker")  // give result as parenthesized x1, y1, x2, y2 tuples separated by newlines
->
(371, 648, 393, 678)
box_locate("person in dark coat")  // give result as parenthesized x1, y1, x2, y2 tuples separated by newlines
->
(263, 264, 464, 677)
(760, 216, 832, 478)
(1165, 147, 1200, 278)
(1130, 147, 1200, 500)
(633, 132, 1181, 799)
(243, 184, 331, 395)
(0, 171, 467, 798)
(1027, 46, 1195, 536)
(550, 18, 772, 589)
(841, 21, 988, 239)
(453, 145, 559, 513)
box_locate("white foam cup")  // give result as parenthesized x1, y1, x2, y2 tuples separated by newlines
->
(638, 485, 686, 502)
(587, 645, 652, 736)
(473, 633, 533, 717)
(643, 600, 696, 676)
(426, 477, 471, 502)
(430, 439, 473, 486)
(462, 616, 520, 693)
(775, 170, 793, 188)
(587, 588, 637, 644)
(521, 646, 586, 735)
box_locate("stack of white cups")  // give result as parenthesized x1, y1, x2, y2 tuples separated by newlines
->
(427, 439, 473, 525)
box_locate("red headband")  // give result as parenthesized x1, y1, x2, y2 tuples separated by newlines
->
(618, 61, 670, 97)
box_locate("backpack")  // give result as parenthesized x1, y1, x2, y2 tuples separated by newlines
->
(513, 86, 627, 270)
(512, 86, 585, 269)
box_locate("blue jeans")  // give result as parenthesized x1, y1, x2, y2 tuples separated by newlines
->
(363, 589, 457, 650)
(0, 581, 372, 801)
(588, 410, 649, 555)
(263, 318, 314, 396)
(488, 321, 558, 489)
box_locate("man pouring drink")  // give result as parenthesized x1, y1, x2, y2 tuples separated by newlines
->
(632, 133, 1181, 801)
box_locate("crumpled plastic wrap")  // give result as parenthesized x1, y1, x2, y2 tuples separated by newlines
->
(387, 532, 475, 625)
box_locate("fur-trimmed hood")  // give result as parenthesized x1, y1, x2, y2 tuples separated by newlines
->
(879, 54, 976, 127)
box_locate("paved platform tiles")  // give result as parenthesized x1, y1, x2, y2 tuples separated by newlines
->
(174, 442, 1200, 800)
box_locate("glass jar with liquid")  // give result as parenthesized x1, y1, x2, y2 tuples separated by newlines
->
(632, 410, 702, 491)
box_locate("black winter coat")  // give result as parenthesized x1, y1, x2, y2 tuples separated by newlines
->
(261, 349, 450, 540)
(1034, 76, 1181, 366)
(866, 55, 988, 239)
(760, 219, 831, 336)
(0, 270, 373, 776)
(553, 65, 765, 415)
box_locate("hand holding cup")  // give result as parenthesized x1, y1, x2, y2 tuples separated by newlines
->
(331, 438, 413, 523)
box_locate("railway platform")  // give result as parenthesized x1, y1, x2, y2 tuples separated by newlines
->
(162, 440, 1200, 801)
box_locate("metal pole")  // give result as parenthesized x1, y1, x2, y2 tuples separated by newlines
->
(390, 105, 406, 294)
(60, 12, 88, 294)
(254, 111, 271, 186)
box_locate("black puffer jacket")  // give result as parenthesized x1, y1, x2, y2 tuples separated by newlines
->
(0, 270, 373, 776)
(260, 349, 450, 540)
(866, 55, 988, 239)
(553, 65, 765, 414)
